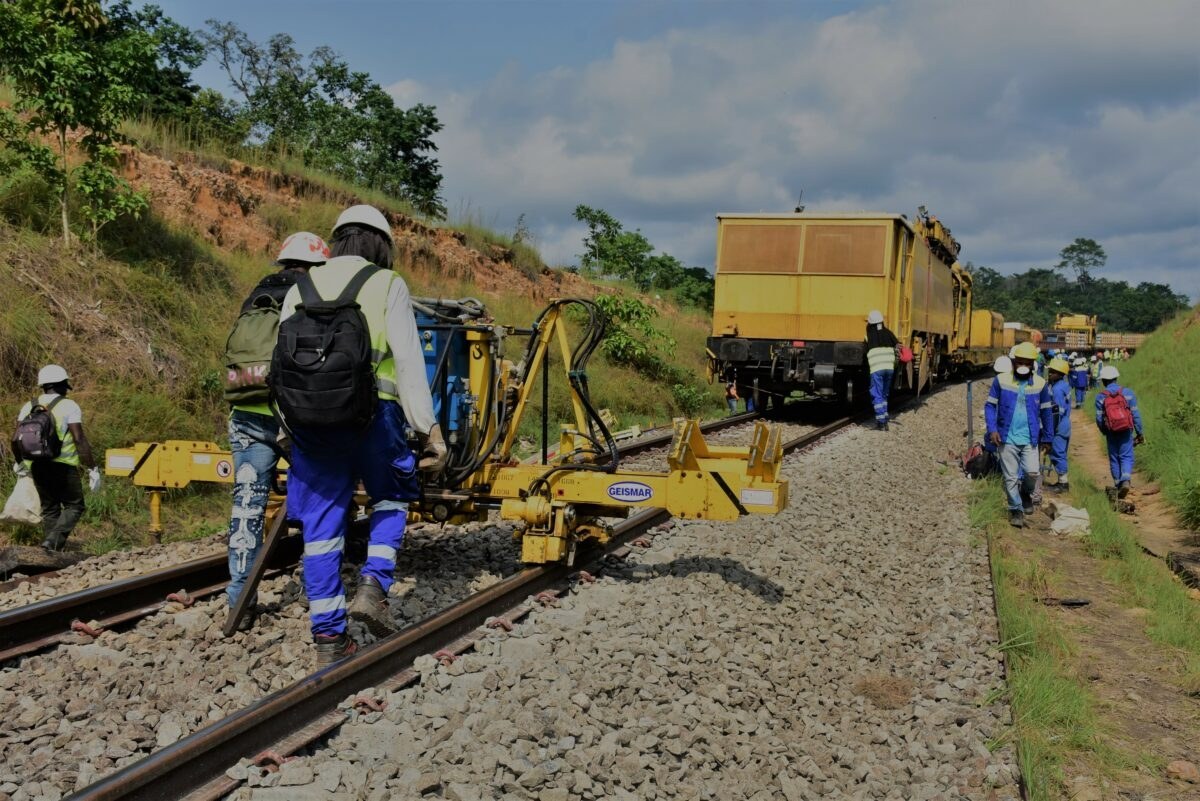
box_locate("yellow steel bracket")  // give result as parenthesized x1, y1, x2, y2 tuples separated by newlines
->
(105, 441, 287, 542)
(492, 418, 789, 564)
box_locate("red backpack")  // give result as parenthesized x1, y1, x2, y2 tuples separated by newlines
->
(1101, 388, 1134, 433)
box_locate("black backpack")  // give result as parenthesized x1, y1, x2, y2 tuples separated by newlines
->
(13, 397, 65, 461)
(222, 271, 301, 405)
(269, 265, 381, 430)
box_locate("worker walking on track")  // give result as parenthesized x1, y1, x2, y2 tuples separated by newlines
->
(1045, 357, 1073, 494)
(221, 232, 330, 630)
(865, 310, 898, 431)
(1070, 357, 1089, 408)
(985, 342, 1055, 528)
(275, 205, 448, 666)
(1094, 365, 1143, 498)
(11, 365, 101, 550)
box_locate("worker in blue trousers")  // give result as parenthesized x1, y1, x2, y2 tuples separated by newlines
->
(1094, 365, 1144, 499)
(1044, 357, 1073, 494)
(865, 310, 898, 431)
(276, 205, 448, 666)
(986, 342, 1055, 528)
(1069, 357, 1089, 408)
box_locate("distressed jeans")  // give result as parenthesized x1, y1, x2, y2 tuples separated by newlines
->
(227, 410, 280, 608)
(999, 442, 1041, 512)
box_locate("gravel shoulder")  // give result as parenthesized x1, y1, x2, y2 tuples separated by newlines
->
(227, 384, 1019, 801)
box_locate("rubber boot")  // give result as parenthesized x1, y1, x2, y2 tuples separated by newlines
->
(349, 576, 398, 637)
(41, 532, 68, 551)
(313, 632, 357, 667)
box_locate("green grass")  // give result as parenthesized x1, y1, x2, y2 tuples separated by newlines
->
(973, 478, 1099, 800)
(1070, 471, 1200, 693)
(1112, 306, 1200, 530)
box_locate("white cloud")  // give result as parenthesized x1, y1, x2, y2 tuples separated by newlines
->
(388, 0, 1200, 299)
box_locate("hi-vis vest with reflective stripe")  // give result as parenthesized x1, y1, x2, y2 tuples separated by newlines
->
(294, 259, 399, 401)
(867, 346, 895, 374)
(21, 395, 79, 467)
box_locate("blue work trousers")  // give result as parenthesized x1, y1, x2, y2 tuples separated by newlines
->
(869, 370, 892, 424)
(227, 410, 280, 609)
(289, 400, 420, 638)
(999, 442, 1041, 511)
(1074, 387, 1086, 407)
(1105, 431, 1135, 483)
(1048, 433, 1069, 478)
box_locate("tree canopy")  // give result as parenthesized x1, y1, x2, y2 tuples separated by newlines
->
(969, 243, 1189, 334)
(573, 204, 714, 308)
(201, 20, 445, 217)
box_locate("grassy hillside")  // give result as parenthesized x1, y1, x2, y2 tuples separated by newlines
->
(0, 133, 722, 550)
(1110, 305, 1200, 529)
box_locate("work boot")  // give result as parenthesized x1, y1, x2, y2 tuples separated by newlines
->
(40, 532, 67, 551)
(1117, 480, 1131, 499)
(349, 576, 398, 637)
(1047, 482, 1069, 495)
(1009, 511, 1025, 528)
(1022, 503, 1035, 515)
(313, 632, 357, 667)
(233, 607, 258, 633)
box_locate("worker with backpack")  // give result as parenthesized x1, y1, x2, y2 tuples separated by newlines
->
(1094, 365, 1144, 498)
(221, 232, 330, 629)
(10, 365, 100, 550)
(272, 205, 447, 666)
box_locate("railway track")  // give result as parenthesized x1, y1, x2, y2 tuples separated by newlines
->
(0, 411, 762, 663)
(65, 410, 860, 801)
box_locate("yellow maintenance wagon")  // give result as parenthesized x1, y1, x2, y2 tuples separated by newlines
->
(707, 210, 974, 406)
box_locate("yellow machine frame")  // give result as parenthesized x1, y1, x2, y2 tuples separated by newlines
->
(106, 299, 788, 563)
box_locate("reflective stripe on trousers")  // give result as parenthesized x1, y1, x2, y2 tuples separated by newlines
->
(1105, 431, 1135, 482)
(869, 369, 892, 424)
(288, 401, 418, 637)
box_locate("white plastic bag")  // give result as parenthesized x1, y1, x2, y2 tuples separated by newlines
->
(1, 475, 42, 525)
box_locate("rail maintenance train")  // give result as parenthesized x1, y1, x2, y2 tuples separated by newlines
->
(706, 208, 1008, 408)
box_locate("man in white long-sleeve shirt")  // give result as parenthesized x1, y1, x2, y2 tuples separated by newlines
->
(278, 204, 448, 666)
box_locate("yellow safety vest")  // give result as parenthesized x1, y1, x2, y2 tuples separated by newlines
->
(295, 259, 400, 401)
(867, 346, 896, 374)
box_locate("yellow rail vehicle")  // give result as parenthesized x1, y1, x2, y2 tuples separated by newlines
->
(707, 211, 977, 405)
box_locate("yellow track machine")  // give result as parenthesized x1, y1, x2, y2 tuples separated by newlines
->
(106, 298, 788, 566)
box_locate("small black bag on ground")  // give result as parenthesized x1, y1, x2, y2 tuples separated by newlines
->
(12, 397, 64, 461)
(270, 265, 380, 429)
(962, 442, 997, 479)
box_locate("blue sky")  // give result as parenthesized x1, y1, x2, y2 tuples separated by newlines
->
(153, 0, 1200, 300)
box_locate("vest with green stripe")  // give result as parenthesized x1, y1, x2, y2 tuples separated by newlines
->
(296, 258, 399, 400)
(867, 346, 896, 374)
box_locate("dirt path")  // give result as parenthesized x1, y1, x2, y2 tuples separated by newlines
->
(1072, 408, 1200, 586)
(1007, 407, 1200, 799)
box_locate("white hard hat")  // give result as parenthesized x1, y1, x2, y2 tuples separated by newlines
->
(277, 231, 330, 265)
(37, 364, 69, 385)
(866, 310, 884, 325)
(333, 204, 393, 244)
(1100, 365, 1119, 381)
(1008, 345, 1018, 359)
(993, 356, 1012, 374)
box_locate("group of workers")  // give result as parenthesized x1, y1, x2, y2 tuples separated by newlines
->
(11, 204, 447, 667)
(987, 343, 1143, 527)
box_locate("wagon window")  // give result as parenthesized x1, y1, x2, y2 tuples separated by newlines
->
(717, 224, 803, 273)
(802, 225, 886, 276)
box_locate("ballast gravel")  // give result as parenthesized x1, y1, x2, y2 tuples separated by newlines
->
(0, 534, 228, 612)
(0, 521, 522, 799)
(228, 384, 1020, 801)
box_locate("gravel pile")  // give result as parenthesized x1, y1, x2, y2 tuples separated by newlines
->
(0, 535, 227, 612)
(226, 384, 1019, 801)
(0, 520, 522, 799)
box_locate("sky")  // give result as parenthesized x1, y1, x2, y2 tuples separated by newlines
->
(153, 0, 1200, 300)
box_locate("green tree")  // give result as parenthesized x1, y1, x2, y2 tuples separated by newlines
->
(106, 1, 206, 119)
(574, 204, 654, 287)
(202, 21, 446, 217)
(1055, 237, 1106, 282)
(0, 0, 155, 242)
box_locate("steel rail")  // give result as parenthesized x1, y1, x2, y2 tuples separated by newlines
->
(67, 412, 863, 801)
(0, 414, 758, 661)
